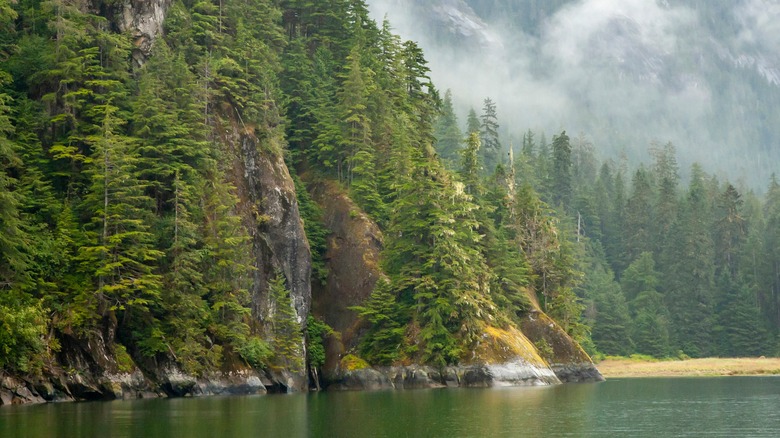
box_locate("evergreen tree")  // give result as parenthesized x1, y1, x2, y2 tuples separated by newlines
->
(479, 97, 500, 171)
(714, 184, 746, 277)
(550, 131, 573, 209)
(270, 272, 304, 372)
(587, 263, 633, 355)
(758, 175, 780, 326)
(384, 150, 493, 366)
(714, 271, 767, 357)
(630, 293, 670, 358)
(624, 166, 655, 265)
(650, 142, 679, 261)
(665, 164, 716, 357)
(351, 278, 405, 365)
(0, 74, 30, 289)
(465, 107, 480, 135)
(433, 89, 462, 166)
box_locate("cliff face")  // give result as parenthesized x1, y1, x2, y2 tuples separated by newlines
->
(221, 117, 312, 391)
(306, 179, 385, 376)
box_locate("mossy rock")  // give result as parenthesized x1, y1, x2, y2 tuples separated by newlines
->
(340, 354, 370, 371)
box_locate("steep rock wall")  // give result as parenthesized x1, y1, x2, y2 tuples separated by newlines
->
(218, 116, 312, 391)
(306, 178, 385, 376)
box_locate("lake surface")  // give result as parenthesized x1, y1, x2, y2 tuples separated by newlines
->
(2, 377, 780, 437)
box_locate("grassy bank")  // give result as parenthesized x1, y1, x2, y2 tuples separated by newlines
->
(596, 356, 780, 377)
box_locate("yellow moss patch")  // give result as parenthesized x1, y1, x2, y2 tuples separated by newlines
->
(340, 354, 370, 371)
(470, 325, 549, 367)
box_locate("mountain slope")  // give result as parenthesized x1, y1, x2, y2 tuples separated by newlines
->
(368, 0, 780, 188)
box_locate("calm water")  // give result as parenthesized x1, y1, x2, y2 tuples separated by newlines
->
(2, 377, 780, 437)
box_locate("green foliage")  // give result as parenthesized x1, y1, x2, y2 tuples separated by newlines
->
(479, 97, 500, 171)
(433, 89, 462, 167)
(587, 263, 633, 356)
(237, 336, 273, 369)
(534, 338, 554, 362)
(114, 344, 135, 373)
(270, 272, 304, 372)
(0, 295, 48, 373)
(292, 173, 330, 284)
(340, 354, 370, 371)
(351, 279, 405, 365)
(2, 0, 779, 381)
(306, 315, 334, 369)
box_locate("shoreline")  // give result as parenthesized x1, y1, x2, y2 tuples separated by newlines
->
(596, 357, 780, 378)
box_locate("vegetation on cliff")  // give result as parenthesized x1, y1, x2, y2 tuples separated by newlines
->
(2, 0, 778, 386)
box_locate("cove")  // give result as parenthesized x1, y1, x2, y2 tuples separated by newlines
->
(2, 376, 780, 437)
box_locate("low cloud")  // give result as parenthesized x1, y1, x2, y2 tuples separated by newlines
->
(368, 0, 780, 187)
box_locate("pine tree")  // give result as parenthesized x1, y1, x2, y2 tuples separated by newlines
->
(0, 74, 30, 289)
(465, 108, 480, 135)
(384, 150, 493, 366)
(351, 278, 405, 365)
(270, 272, 304, 372)
(714, 271, 767, 357)
(76, 97, 162, 327)
(758, 175, 780, 326)
(587, 263, 633, 355)
(479, 97, 500, 171)
(665, 164, 715, 357)
(650, 142, 679, 261)
(714, 184, 746, 277)
(624, 166, 655, 265)
(433, 89, 463, 167)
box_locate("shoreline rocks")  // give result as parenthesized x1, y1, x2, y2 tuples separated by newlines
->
(325, 360, 602, 391)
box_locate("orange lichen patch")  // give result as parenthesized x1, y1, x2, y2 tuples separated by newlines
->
(469, 325, 549, 367)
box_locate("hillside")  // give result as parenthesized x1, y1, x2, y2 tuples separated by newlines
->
(0, 0, 600, 404)
(368, 0, 780, 188)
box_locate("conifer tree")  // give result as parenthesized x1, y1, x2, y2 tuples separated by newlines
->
(665, 164, 715, 357)
(433, 89, 463, 166)
(270, 272, 304, 372)
(479, 97, 500, 171)
(588, 264, 633, 356)
(714, 272, 767, 357)
(465, 108, 480, 135)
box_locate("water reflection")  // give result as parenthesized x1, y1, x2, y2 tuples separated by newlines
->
(2, 377, 780, 437)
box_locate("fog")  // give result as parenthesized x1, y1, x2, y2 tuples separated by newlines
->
(367, 0, 780, 189)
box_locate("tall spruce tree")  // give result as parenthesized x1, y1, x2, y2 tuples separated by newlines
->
(479, 97, 500, 171)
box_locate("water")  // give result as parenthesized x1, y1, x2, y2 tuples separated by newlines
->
(2, 377, 780, 437)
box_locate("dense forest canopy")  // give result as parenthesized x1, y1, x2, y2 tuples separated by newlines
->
(1, 0, 779, 386)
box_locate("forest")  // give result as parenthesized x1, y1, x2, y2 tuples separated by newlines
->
(1, 0, 779, 385)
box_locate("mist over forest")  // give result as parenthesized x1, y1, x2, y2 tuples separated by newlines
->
(368, 0, 780, 189)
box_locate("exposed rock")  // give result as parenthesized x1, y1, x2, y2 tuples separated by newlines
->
(326, 360, 561, 391)
(551, 363, 604, 383)
(0, 375, 46, 405)
(218, 116, 311, 391)
(191, 372, 266, 396)
(116, 0, 172, 66)
(305, 178, 385, 375)
(520, 310, 605, 383)
(327, 368, 394, 391)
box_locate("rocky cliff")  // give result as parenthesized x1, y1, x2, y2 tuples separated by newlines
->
(305, 180, 602, 391)
(1, 0, 312, 405)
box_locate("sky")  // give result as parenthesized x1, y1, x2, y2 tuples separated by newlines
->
(367, 0, 780, 189)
